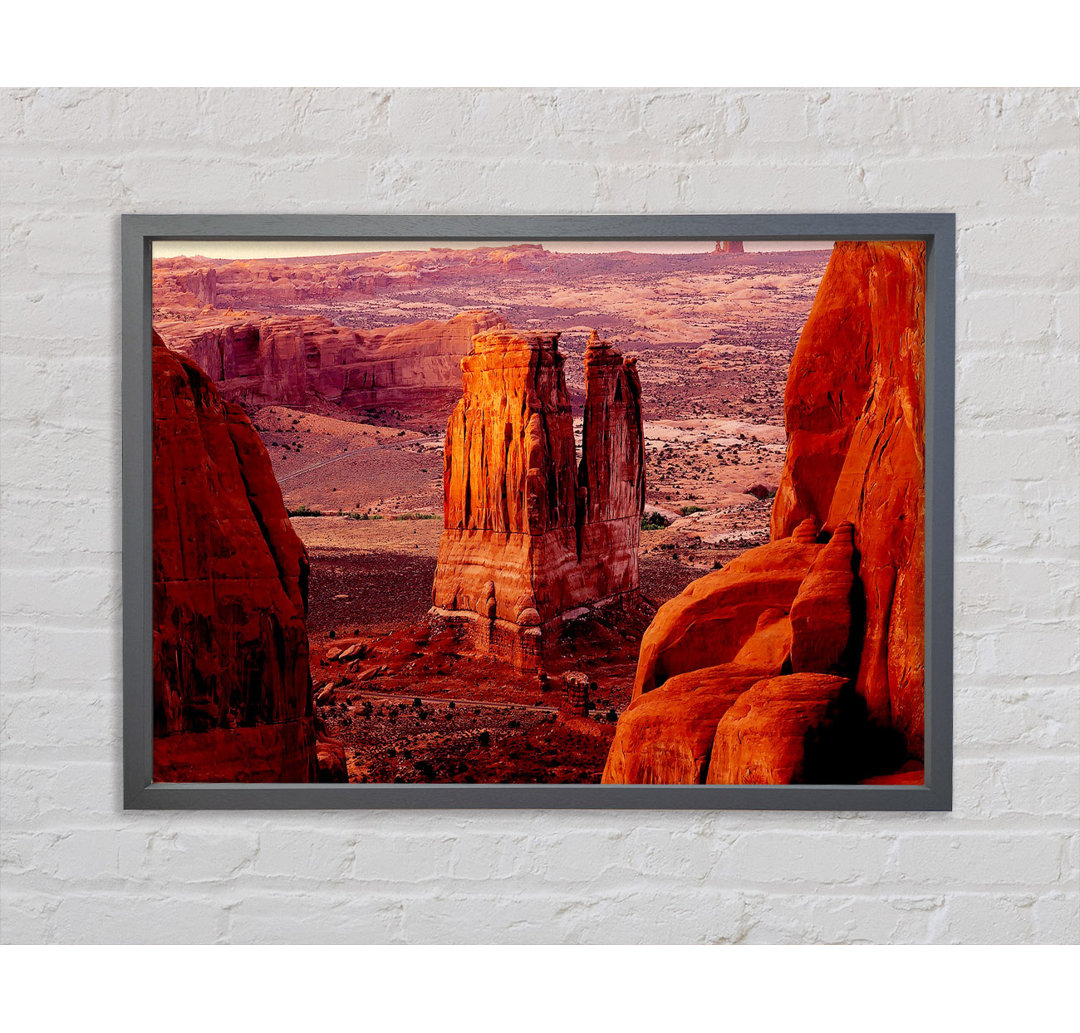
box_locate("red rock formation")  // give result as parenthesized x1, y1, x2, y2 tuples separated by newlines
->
(431, 328, 644, 668)
(153, 309, 507, 409)
(603, 241, 925, 784)
(788, 521, 857, 674)
(706, 674, 851, 784)
(713, 240, 745, 254)
(602, 665, 763, 784)
(771, 241, 926, 752)
(630, 516, 822, 699)
(152, 333, 340, 782)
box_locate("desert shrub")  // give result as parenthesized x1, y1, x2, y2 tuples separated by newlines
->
(680, 504, 705, 516)
(412, 697, 423, 708)
(606, 709, 618, 722)
(745, 483, 776, 501)
(477, 731, 491, 748)
(641, 515, 667, 531)
(287, 504, 323, 517)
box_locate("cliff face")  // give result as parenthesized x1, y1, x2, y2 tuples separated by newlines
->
(431, 329, 644, 667)
(153, 309, 507, 409)
(603, 241, 925, 784)
(152, 334, 341, 781)
(771, 241, 926, 753)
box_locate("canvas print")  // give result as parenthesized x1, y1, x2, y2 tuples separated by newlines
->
(150, 238, 926, 786)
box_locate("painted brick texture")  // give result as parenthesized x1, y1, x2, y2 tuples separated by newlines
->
(1, 87, 1077, 943)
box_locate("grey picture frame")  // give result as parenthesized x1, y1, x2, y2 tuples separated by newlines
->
(123, 213, 955, 810)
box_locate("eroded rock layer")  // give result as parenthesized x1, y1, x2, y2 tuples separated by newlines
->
(603, 241, 925, 784)
(152, 334, 339, 782)
(432, 329, 645, 667)
(154, 309, 507, 409)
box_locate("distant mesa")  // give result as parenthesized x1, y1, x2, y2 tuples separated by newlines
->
(151, 333, 344, 782)
(603, 240, 926, 785)
(713, 240, 745, 254)
(153, 309, 507, 409)
(430, 328, 645, 670)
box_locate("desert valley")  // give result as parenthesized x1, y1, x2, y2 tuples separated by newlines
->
(151, 240, 926, 786)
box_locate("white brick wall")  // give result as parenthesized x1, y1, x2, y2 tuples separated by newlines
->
(1, 87, 1077, 944)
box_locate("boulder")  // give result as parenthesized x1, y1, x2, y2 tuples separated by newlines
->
(602, 665, 763, 784)
(706, 673, 850, 784)
(631, 518, 821, 699)
(316, 738, 348, 782)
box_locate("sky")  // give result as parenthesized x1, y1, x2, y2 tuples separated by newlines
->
(153, 240, 833, 260)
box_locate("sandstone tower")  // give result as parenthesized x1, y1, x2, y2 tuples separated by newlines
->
(431, 328, 645, 669)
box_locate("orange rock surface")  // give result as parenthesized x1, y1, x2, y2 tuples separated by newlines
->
(772, 241, 926, 752)
(152, 334, 340, 782)
(603, 241, 926, 784)
(154, 309, 507, 408)
(602, 665, 763, 784)
(431, 329, 645, 663)
(705, 674, 851, 784)
(630, 517, 822, 699)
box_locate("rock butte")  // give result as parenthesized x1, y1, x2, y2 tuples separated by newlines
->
(152, 333, 343, 782)
(431, 328, 645, 669)
(603, 240, 925, 785)
(154, 309, 508, 409)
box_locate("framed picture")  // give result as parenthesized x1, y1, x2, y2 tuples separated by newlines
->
(123, 214, 954, 809)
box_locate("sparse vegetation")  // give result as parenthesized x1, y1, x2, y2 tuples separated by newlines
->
(680, 504, 705, 516)
(287, 504, 323, 517)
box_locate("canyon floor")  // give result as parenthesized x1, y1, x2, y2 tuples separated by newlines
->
(156, 245, 829, 782)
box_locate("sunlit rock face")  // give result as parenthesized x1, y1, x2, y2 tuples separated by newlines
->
(604, 241, 926, 784)
(152, 334, 342, 782)
(154, 309, 507, 408)
(431, 329, 645, 669)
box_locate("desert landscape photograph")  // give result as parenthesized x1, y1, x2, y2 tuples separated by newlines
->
(151, 237, 926, 787)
